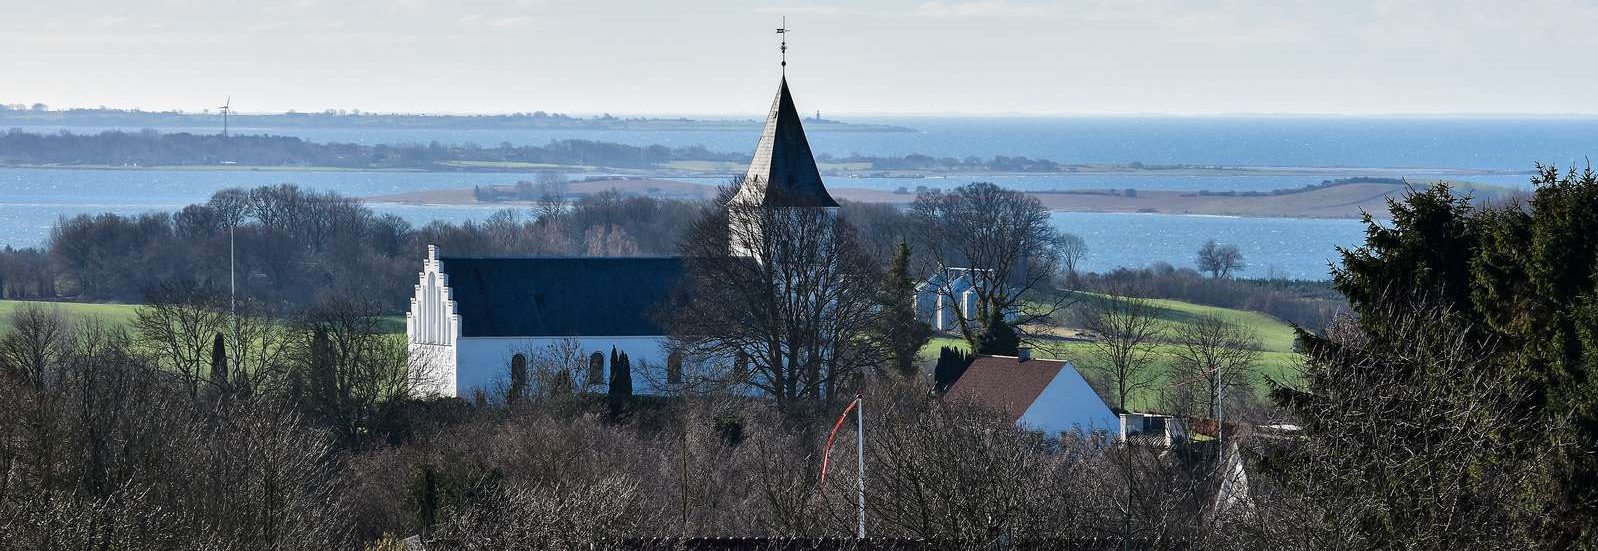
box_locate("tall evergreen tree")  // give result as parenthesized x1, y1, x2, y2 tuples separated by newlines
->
(209, 331, 228, 391)
(308, 327, 338, 417)
(976, 313, 1020, 356)
(608, 348, 633, 416)
(876, 241, 933, 377)
(1279, 168, 1598, 541)
(415, 464, 440, 536)
(932, 346, 973, 393)
(609, 349, 633, 397)
(507, 353, 528, 405)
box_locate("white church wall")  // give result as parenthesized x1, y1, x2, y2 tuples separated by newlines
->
(1017, 360, 1119, 437)
(453, 336, 672, 398)
(407, 244, 462, 397)
(408, 342, 457, 397)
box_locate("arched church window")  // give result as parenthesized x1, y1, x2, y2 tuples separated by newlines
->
(667, 352, 684, 385)
(588, 352, 605, 385)
(732, 351, 749, 381)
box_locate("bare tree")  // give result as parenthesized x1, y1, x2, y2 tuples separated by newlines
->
(910, 182, 1076, 347)
(225, 296, 295, 398)
(1196, 239, 1246, 279)
(1168, 315, 1261, 424)
(0, 304, 71, 389)
(1083, 290, 1165, 410)
(1057, 232, 1088, 288)
(670, 186, 887, 403)
(295, 297, 423, 443)
(133, 282, 229, 399)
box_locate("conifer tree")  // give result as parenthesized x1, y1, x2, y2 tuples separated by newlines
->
(608, 348, 633, 416)
(308, 327, 338, 417)
(507, 353, 528, 405)
(609, 349, 632, 397)
(976, 313, 1020, 356)
(876, 241, 932, 377)
(932, 346, 972, 393)
(209, 331, 228, 391)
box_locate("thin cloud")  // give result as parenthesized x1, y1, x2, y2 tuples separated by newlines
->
(456, 14, 535, 28)
(752, 5, 852, 16)
(911, 0, 1059, 18)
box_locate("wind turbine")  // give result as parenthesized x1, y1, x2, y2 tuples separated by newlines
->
(219, 96, 231, 138)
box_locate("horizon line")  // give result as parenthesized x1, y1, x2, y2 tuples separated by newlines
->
(7, 105, 1598, 120)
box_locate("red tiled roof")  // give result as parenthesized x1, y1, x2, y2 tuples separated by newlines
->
(943, 355, 1065, 422)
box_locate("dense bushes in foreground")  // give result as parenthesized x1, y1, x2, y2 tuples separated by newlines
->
(0, 302, 1259, 549)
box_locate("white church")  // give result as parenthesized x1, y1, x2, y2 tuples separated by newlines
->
(407, 69, 840, 398)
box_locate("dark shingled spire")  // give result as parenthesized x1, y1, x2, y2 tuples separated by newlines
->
(734, 77, 839, 208)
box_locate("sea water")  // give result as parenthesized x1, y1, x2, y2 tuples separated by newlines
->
(19, 115, 1598, 170)
(2, 117, 1592, 279)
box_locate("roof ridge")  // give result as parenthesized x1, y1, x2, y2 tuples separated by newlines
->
(439, 255, 684, 261)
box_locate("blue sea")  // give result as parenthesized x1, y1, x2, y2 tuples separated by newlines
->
(26, 115, 1596, 171)
(2, 116, 1592, 280)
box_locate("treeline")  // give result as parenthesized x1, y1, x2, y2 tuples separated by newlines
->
(0, 184, 916, 311)
(819, 151, 1068, 173)
(1193, 176, 1411, 198)
(1080, 263, 1348, 330)
(0, 106, 916, 132)
(0, 129, 1080, 173)
(0, 129, 742, 169)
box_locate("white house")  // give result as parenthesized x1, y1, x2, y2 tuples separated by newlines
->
(1118, 412, 1190, 446)
(943, 352, 1119, 437)
(407, 66, 840, 399)
(914, 268, 1014, 332)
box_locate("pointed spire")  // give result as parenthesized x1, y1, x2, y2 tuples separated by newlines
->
(735, 77, 839, 208)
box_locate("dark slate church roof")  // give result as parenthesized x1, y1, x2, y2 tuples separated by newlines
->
(735, 77, 840, 208)
(439, 256, 683, 337)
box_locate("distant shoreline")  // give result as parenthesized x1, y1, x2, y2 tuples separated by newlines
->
(364, 178, 1510, 219)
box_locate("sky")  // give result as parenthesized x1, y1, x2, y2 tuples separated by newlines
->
(3, 0, 1598, 116)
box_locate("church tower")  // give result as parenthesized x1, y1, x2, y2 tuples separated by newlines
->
(730, 76, 840, 210)
(729, 23, 839, 259)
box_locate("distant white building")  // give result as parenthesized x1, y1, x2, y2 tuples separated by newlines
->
(915, 268, 1014, 332)
(943, 352, 1119, 437)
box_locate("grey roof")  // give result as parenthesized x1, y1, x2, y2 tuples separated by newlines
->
(439, 256, 683, 337)
(734, 77, 839, 208)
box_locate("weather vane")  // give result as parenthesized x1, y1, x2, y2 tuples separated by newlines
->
(776, 16, 789, 72)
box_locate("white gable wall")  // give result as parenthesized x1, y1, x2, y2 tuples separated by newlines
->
(1016, 361, 1119, 436)
(408, 245, 462, 397)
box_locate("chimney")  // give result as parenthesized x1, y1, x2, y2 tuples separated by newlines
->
(1017, 347, 1031, 362)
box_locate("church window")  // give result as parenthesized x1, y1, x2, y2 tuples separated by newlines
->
(588, 352, 605, 385)
(732, 351, 749, 381)
(667, 352, 684, 385)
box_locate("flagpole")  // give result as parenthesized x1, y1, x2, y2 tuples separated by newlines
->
(855, 394, 865, 540)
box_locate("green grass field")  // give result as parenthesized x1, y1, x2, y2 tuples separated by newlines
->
(0, 300, 143, 330)
(0, 300, 410, 335)
(924, 295, 1305, 411)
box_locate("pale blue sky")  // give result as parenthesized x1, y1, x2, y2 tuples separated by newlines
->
(3, 0, 1596, 115)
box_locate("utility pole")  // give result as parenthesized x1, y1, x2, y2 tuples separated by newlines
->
(855, 394, 866, 540)
(230, 224, 236, 320)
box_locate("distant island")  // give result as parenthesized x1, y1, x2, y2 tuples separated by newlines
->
(0, 105, 916, 133)
(0, 129, 1094, 174)
(367, 177, 1520, 220)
